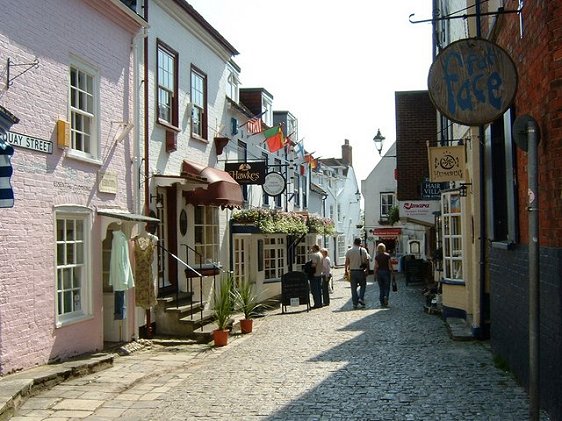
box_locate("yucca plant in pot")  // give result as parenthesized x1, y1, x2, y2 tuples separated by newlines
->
(233, 278, 265, 334)
(212, 273, 235, 347)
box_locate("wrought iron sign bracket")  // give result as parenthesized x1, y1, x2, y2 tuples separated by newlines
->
(409, 6, 522, 25)
(6, 57, 40, 89)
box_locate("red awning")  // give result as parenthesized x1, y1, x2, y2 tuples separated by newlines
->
(372, 228, 402, 239)
(181, 160, 243, 209)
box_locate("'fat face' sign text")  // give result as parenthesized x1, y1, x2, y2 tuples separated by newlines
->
(428, 38, 517, 126)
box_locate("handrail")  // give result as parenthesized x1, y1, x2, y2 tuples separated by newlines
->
(182, 244, 224, 320)
(155, 243, 207, 329)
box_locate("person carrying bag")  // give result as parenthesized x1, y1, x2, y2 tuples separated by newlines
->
(374, 243, 394, 307)
(344, 238, 371, 309)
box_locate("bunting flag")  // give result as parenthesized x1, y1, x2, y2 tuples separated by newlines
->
(304, 153, 314, 163)
(295, 140, 305, 158)
(284, 131, 296, 151)
(246, 117, 262, 135)
(264, 126, 285, 153)
(310, 158, 318, 170)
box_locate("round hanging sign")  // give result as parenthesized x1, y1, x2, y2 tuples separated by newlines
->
(428, 38, 518, 126)
(262, 172, 286, 196)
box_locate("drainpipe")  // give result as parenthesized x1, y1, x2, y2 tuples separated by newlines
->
(143, 0, 150, 216)
(475, 0, 489, 340)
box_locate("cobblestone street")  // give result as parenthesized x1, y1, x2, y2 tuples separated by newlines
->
(11, 269, 549, 420)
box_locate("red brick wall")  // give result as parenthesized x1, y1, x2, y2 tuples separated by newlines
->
(495, 1, 562, 247)
(395, 91, 437, 201)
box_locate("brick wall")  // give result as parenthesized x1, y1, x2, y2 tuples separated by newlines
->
(0, 0, 139, 374)
(395, 91, 437, 201)
(490, 245, 562, 420)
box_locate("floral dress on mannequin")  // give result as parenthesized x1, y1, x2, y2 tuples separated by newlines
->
(134, 235, 157, 309)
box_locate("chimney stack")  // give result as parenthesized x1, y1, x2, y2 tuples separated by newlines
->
(342, 139, 352, 166)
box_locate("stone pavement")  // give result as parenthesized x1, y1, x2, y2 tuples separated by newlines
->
(6, 268, 551, 420)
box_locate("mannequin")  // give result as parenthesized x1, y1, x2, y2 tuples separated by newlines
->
(133, 230, 158, 337)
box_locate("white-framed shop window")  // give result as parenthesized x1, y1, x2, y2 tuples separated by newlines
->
(441, 192, 463, 281)
(55, 207, 92, 327)
(233, 236, 250, 286)
(194, 205, 219, 263)
(264, 236, 285, 280)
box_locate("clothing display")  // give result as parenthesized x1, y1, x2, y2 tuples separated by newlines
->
(109, 230, 135, 291)
(114, 290, 126, 320)
(133, 234, 157, 310)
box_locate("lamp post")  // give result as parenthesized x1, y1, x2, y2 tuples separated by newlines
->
(321, 192, 328, 247)
(373, 128, 386, 155)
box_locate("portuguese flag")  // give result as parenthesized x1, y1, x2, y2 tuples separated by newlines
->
(263, 126, 284, 153)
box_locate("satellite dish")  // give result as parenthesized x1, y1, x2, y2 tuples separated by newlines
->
(512, 115, 540, 152)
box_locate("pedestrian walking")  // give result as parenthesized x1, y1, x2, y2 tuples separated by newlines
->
(321, 248, 332, 305)
(344, 238, 370, 309)
(374, 242, 394, 307)
(309, 244, 324, 309)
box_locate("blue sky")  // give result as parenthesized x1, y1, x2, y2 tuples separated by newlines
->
(188, 0, 434, 182)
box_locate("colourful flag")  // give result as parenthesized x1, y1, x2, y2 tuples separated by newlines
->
(247, 117, 262, 135)
(264, 126, 284, 153)
(295, 141, 304, 158)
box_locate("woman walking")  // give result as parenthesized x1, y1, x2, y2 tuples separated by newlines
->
(321, 248, 332, 305)
(374, 243, 393, 307)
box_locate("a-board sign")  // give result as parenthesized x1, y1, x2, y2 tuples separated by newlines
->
(281, 271, 310, 313)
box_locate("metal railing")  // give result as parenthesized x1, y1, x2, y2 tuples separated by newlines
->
(182, 244, 222, 326)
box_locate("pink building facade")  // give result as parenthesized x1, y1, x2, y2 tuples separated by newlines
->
(0, 0, 146, 375)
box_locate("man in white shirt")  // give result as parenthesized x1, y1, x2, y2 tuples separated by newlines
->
(309, 244, 324, 309)
(344, 238, 370, 309)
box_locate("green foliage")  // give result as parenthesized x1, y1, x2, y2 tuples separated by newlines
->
(307, 215, 336, 235)
(233, 278, 266, 320)
(213, 273, 235, 330)
(232, 209, 307, 235)
(231, 209, 335, 236)
(388, 205, 400, 225)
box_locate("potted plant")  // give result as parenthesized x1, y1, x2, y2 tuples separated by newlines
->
(233, 278, 266, 334)
(212, 273, 234, 347)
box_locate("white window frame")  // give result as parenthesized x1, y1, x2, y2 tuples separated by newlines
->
(441, 191, 463, 281)
(262, 97, 273, 127)
(264, 236, 285, 281)
(233, 236, 249, 286)
(194, 205, 219, 263)
(227, 66, 239, 103)
(68, 58, 99, 161)
(380, 192, 395, 219)
(191, 67, 207, 139)
(55, 206, 92, 327)
(157, 44, 175, 124)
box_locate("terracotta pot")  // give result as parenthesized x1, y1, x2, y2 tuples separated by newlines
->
(213, 329, 229, 347)
(240, 318, 253, 334)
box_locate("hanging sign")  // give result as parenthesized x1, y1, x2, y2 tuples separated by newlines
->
(225, 161, 266, 185)
(428, 38, 518, 126)
(428, 145, 466, 182)
(262, 172, 286, 196)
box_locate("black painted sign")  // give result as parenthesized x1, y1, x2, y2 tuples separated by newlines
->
(281, 271, 310, 313)
(421, 181, 443, 200)
(225, 161, 266, 185)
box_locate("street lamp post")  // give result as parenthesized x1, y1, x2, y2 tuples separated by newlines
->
(373, 128, 386, 155)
